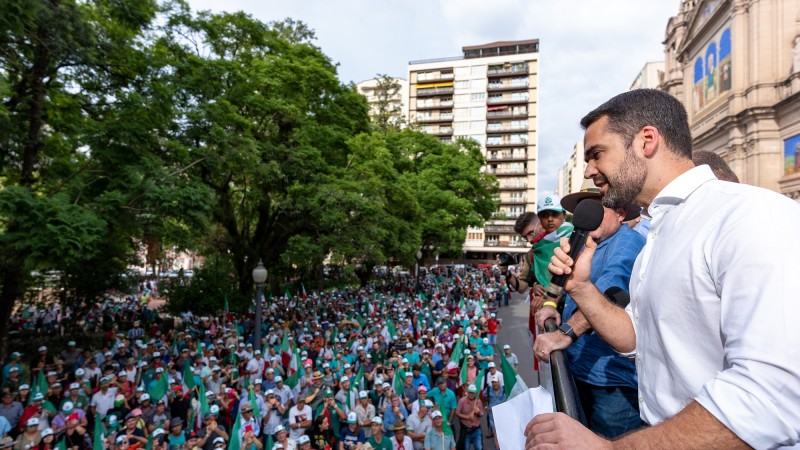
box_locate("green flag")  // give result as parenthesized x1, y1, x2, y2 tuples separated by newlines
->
(228, 410, 242, 450)
(450, 337, 464, 367)
(393, 367, 405, 394)
(224, 294, 229, 313)
(498, 345, 528, 399)
(182, 361, 196, 390)
(460, 360, 469, 386)
(265, 433, 275, 450)
(472, 368, 485, 394)
(199, 380, 210, 421)
(56, 437, 66, 450)
(145, 430, 154, 450)
(92, 416, 105, 450)
(249, 385, 261, 419)
(353, 366, 364, 391)
(386, 319, 397, 339)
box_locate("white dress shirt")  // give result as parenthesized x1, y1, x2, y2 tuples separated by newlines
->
(625, 165, 800, 448)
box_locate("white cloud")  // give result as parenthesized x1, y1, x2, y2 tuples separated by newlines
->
(187, 0, 680, 191)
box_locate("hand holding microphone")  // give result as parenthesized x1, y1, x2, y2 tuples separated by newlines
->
(544, 200, 604, 300)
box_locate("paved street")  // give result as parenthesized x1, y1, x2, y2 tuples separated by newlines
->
(496, 291, 539, 388)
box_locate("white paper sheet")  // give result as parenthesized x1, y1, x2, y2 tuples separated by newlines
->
(492, 386, 554, 450)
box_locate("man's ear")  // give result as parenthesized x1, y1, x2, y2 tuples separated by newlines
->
(640, 126, 660, 158)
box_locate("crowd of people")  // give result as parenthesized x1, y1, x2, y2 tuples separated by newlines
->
(0, 270, 523, 450)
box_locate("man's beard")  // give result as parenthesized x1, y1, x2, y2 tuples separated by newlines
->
(599, 147, 647, 209)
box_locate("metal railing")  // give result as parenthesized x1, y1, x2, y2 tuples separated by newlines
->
(544, 318, 587, 425)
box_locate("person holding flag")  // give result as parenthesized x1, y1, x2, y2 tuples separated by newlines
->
(454, 385, 483, 450)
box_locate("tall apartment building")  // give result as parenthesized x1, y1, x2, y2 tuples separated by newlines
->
(356, 77, 409, 128)
(408, 39, 540, 261)
(556, 142, 587, 198)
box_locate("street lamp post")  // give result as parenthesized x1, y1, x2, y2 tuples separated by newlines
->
(252, 260, 267, 350)
(416, 249, 423, 295)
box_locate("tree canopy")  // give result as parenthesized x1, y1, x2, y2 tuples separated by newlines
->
(0, 0, 498, 343)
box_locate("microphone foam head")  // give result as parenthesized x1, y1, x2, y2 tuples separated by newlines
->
(572, 199, 605, 231)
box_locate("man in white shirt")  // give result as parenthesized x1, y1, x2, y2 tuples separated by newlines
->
(90, 378, 118, 419)
(287, 397, 312, 440)
(528, 89, 800, 449)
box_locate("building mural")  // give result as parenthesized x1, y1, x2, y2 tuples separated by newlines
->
(785, 134, 800, 176)
(693, 25, 732, 113)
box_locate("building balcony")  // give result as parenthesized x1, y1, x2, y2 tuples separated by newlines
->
(486, 141, 528, 148)
(486, 110, 528, 119)
(485, 224, 515, 233)
(487, 66, 529, 78)
(416, 100, 454, 110)
(487, 83, 530, 92)
(431, 127, 453, 136)
(416, 87, 454, 97)
(487, 96, 530, 105)
(417, 72, 454, 82)
(486, 125, 529, 133)
(486, 168, 527, 175)
(498, 183, 528, 190)
(416, 114, 454, 123)
(487, 152, 527, 162)
(499, 197, 527, 204)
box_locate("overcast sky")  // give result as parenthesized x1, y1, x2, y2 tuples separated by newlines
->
(187, 0, 680, 193)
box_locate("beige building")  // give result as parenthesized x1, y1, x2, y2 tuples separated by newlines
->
(556, 142, 588, 198)
(659, 0, 800, 200)
(630, 61, 665, 90)
(408, 39, 540, 261)
(356, 77, 409, 128)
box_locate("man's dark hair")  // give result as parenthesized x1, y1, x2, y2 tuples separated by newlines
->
(513, 212, 538, 235)
(692, 151, 739, 183)
(580, 89, 693, 159)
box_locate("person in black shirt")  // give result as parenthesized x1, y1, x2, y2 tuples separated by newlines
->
(197, 413, 229, 450)
(306, 414, 335, 450)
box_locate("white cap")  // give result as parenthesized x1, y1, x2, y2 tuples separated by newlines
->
(340, 376, 349, 382)
(430, 411, 443, 419)
(347, 412, 358, 423)
(488, 362, 496, 368)
(358, 390, 368, 399)
(503, 344, 511, 350)
(537, 193, 565, 214)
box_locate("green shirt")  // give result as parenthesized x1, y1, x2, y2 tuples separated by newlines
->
(367, 434, 393, 450)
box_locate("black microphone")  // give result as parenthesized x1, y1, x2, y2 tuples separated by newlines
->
(544, 200, 604, 299)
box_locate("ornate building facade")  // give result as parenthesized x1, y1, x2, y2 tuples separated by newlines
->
(660, 0, 800, 200)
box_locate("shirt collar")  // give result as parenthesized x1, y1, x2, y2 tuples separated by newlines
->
(647, 165, 717, 220)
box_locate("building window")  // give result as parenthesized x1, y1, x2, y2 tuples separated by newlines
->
(471, 65, 485, 76)
(455, 80, 469, 90)
(454, 108, 469, 118)
(471, 106, 484, 118)
(471, 92, 486, 103)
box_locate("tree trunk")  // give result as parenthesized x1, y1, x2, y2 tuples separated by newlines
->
(0, 264, 23, 362)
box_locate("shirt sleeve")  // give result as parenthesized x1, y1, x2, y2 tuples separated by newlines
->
(694, 199, 800, 448)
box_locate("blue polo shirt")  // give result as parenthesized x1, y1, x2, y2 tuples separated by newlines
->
(562, 224, 645, 389)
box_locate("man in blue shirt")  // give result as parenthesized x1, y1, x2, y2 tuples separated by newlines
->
(534, 181, 646, 439)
